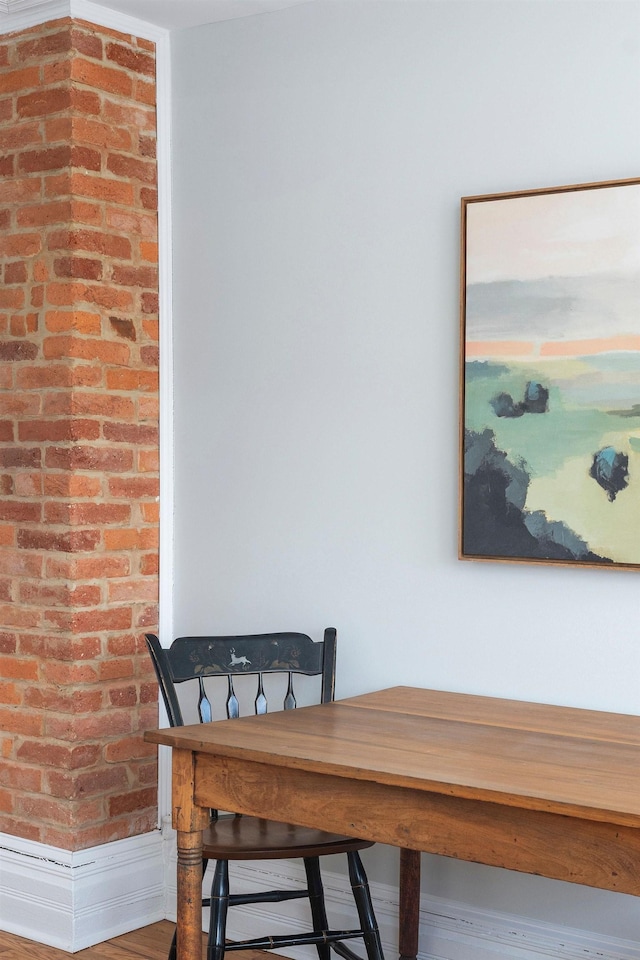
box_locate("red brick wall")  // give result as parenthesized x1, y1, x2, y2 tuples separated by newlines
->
(0, 17, 159, 851)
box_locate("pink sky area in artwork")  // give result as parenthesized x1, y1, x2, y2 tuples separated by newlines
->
(466, 183, 640, 285)
(465, 182, 640, 362)
(467, 334, 640, 359)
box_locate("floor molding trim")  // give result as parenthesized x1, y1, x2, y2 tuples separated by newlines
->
(418, 893, 640, 960)
(0, 830, 165, 951)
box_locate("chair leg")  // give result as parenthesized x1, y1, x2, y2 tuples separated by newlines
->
(168, 927, 177, 960)
(207, 860, 230, 960)
(303, 856, 331, 960)
(346, 851, 385, 960)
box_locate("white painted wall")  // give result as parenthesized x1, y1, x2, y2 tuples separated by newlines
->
(170, 0, 640, 946)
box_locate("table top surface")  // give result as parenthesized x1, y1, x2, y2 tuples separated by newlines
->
(145, 685, 640, 826)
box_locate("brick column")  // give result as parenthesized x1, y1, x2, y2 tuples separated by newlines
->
(0, 17, 159, 851)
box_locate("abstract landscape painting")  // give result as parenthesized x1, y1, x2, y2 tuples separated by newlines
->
(460, 178, 640, 569)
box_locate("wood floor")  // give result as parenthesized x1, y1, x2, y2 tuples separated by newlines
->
(0, 922, 272, 960)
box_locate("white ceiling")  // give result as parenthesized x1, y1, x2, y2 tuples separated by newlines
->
(87, 0, 311, 30)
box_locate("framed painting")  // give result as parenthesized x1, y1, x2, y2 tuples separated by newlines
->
(460, 177, 640, 570)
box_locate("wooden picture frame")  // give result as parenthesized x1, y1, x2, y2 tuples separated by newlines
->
(460, 177, 640, 570)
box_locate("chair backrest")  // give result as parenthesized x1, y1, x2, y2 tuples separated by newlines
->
(145, 628, 337, 729)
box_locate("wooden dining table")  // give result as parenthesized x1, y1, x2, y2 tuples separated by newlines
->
(144, 685, 640, 960)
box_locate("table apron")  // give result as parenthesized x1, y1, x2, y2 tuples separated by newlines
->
(193, 753, 640, 896)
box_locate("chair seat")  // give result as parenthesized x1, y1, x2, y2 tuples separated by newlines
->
(203, 816, 375, 860)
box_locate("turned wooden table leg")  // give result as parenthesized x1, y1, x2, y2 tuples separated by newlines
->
(172, 748, 210, 960)
(177, 829, 204, 960)
(399, 848, 421, 960)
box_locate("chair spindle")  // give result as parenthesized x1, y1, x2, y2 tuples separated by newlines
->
(226, 675, 239, 719)
(284, 672, 296, 710)
(198, 677, 212, 723)
(255, 673, 267, 715)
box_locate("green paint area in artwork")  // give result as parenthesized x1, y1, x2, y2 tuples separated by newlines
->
(464, 354, 640, 565)
(526, 449, 640, 564)
(465, 358, 614, 476)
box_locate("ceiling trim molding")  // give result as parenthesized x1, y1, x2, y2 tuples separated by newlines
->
(0, 0, 68, 33)
(2, 0, 62, 12)
(72, 0, 169, 41)
(0, 0, 168, 38)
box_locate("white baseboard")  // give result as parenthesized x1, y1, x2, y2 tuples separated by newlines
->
(0, 830, 165, 952)
(162, 824, 640, 960)
(418, 895, 640, 960)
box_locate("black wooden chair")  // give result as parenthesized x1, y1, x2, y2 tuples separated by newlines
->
(145, 628, 384, 960)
